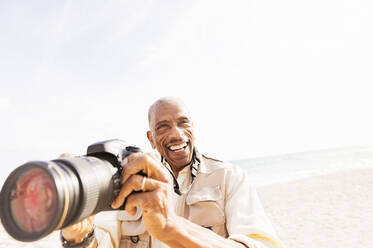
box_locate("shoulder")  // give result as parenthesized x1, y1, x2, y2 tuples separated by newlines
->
(197, 154, 250, 200)
(200, 153, 243, 175)
(202, 153, 224, 163)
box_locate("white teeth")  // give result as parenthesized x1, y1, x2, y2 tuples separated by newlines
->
(169, 142, 187, 151)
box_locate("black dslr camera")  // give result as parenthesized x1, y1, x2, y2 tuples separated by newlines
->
(0, 139, 140, 242)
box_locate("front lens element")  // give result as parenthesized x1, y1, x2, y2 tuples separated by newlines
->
(10, 168, 57, 233)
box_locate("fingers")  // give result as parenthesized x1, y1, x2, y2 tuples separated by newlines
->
(111, 174, 143, 209)
(112, 152, 171, 210)
(121, 153, 170, 184)
(111, 175, 162, 209)
(63, 215, 95, 232)
(124, 191, 154, 215)
(124, 185, 169, 216)
(59, 153, 73, 158)
(61, 215, 95, 242)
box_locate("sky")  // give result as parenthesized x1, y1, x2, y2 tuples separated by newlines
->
(0, 0, 373, 184)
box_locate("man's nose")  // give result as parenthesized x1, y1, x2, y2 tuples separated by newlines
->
(169, 126, 186, 140)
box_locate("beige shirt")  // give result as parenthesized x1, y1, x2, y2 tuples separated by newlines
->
(94, 154, 283, 248)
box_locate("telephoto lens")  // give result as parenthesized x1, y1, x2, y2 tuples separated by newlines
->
(0, 139, 141, 242)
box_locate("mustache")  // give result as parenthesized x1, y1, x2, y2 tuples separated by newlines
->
(167, 138, 189, 146)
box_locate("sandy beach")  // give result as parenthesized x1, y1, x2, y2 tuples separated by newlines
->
(258, 167, 373, 248)
(1, 167, 372, 247)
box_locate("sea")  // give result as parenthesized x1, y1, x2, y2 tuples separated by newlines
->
(1, 145, 373, 247)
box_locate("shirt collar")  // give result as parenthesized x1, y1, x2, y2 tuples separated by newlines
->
(161, 147, 201, 195)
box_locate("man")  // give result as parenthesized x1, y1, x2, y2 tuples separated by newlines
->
(61, 97, 283, 248)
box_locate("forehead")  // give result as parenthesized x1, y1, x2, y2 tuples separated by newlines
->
(150, 101, 190, 125)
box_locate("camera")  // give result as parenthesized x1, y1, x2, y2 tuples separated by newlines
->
(0, 139, 140, 242)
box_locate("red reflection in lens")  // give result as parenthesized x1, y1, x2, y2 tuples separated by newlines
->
(10, 168, 57, 233)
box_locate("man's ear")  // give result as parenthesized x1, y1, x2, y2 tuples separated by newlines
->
(146, 130, 156, 149)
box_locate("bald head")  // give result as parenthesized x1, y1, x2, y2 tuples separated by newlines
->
(148, 97, 190, 129)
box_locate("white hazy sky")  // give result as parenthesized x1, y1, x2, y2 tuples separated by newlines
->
(1, 0, 372, 183)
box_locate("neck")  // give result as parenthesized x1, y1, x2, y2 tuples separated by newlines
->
(163, 148, 196, 178)
(165, 159, 194, 178)
(170, 164, 189, 178)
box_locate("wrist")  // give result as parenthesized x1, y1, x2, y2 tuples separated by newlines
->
(160, 216, 198, 248)
(61, 225, 96, 248)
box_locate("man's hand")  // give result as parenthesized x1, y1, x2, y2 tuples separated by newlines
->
(111, 152, 176, 241)
(61, 215, 95, 243)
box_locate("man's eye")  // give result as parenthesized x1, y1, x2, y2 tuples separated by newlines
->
(156, 124, 168, 131)
(179, 120, 190, 126)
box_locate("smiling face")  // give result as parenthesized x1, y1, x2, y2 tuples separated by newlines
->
(147, 99, 195, 173)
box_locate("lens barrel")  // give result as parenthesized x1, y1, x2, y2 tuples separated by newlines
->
(0, 156, 118, 241)
(0, 140, 133, 242)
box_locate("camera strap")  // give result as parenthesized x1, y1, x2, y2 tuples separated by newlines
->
(161, 148, 201, 195)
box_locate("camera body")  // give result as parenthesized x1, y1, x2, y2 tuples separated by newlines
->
(85, 139, 141, 211)
(0, 139, 140, 242)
